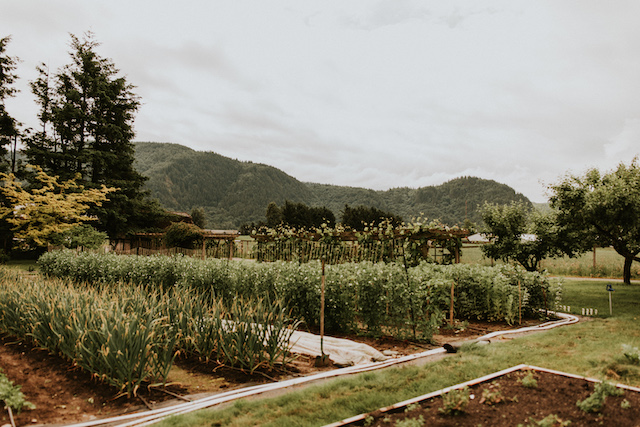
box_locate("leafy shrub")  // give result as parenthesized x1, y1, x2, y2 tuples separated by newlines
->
(163, 222, 203, 249)
(576, 381, 624, 413)
(0, 370, 35, 413)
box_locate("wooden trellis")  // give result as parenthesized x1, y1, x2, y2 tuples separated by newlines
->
(252, 228, 469, 264)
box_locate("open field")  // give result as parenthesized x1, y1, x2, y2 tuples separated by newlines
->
(157, 279, 640, 426)
(461, 245, 640, 280)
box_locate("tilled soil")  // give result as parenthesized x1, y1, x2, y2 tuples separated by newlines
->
(360, 369, 640, 426)
(0, 318, 552, 426)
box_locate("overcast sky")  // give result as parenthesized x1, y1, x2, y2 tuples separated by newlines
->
(2, 1, 640, 203)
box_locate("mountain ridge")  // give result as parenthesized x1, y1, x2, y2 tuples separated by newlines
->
(134, 142, 532, 229)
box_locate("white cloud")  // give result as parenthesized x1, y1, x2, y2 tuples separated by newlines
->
(2, 1, 640, 205)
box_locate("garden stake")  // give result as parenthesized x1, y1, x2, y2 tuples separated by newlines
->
(315, 259, 330, 367)
(450, 280, 455, 325)
(607, 283, 615, 316)
(518, 280, 522, 325)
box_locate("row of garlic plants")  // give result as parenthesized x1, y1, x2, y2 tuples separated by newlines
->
(0, 268, 298, 398)
(39, 251, 563, 341)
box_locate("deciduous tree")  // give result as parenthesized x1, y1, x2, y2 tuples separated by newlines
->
(340, 204, 403, 231)
(0, 167, 115, 247)
(480, 201, 582, 272)
(549, 160, 640, 284)
(24, 33, 148, 239)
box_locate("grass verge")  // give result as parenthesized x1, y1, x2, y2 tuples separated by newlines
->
(157, 280, 640, 426)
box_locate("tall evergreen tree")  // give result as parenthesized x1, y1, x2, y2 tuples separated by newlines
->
(0, 35, 19, 173)
(25, 33, 150, 239)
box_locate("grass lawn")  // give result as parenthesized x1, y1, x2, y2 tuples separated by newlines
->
(158, 279, 640, 426)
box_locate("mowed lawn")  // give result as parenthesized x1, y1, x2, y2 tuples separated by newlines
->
(158, 279, 640, 427)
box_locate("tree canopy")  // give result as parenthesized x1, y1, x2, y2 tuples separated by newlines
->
(549, 159, 640, 284)
(24, 33, 149, 239)
(0, 167, 115, 247)
(340, 204, 403, 231)
(480, 201, 582, 272)
(0, 36, 19, 172)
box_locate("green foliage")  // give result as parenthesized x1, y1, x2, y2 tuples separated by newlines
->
(163, 222, 203, 249)
(480, 201, 582, 272)
(190, 207, 207, 229)
(576, 380, 624, 413)
(38, 251, 561, 342)
(549, 159, 640, 284)
(439, 386, 469, 416)
(0, 370, 35, 413)
(518, 372, 538, 389)
(50, 224, 108, 249)
(263, 200, 336, 229)
(0, 36, 19, 170)
(0, 166, 115, 247)
(0, 268, 298, 397)
(622, 344, 640, 364)
(134, 143, 533, 229)
(340, 204, 402, 230)
(479, 382, 505, 405)
(396, 415, 425, 426)
(23, 33, 153, 240)
(519, 414, 571, 427)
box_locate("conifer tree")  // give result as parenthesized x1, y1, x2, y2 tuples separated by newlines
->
(25, 33, 151, 239)
(0, 36, 19, 173)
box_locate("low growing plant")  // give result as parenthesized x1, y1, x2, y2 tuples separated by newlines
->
(576, 380, 624, 413)
(622, 344, 640, 364)
(479, 382, 505, 405)
(0, 371, 35, 413)
(518, 414, 571, 427)
(396, 415, 425, 427)
(518, 372, 538, 389)
(439, 386, 469, 416)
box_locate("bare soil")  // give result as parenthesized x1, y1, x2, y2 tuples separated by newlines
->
(358, 369, 640, 426)
(0, 318, 549, 426)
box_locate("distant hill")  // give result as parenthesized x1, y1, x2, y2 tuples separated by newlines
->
(134, 142, 532, 229)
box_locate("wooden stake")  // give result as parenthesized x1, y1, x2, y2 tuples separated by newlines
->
(320, 259, 326, 356)
(518, 280, 522, 325)
(450, 280, 455, 325)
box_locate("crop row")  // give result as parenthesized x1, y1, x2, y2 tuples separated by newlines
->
(39, 251, 563, 341)
(0, 268, 298, 397)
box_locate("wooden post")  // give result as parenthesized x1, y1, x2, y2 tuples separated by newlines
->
(450, 280, 455, 325)
(320, 259, 326, 356)
(518, 280, 522, 325)
(593, 246, 597, 269)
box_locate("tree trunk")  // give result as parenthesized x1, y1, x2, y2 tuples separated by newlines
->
(623, 256, 633, 285)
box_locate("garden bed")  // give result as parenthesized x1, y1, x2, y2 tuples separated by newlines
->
(329, 365, 640, 426)
(0, 318, 556, 426)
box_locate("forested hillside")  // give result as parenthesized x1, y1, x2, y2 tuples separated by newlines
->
(134, 142, 532, 229)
